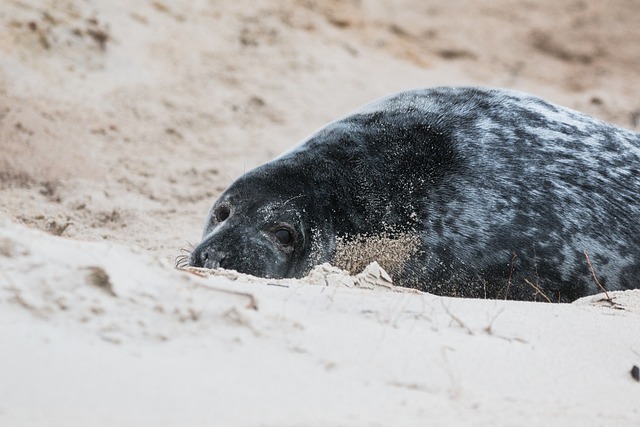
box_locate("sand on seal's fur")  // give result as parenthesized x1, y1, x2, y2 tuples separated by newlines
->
(333, 232, 421, 276)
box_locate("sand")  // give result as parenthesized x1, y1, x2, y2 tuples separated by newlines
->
(1, 0, 639, 425)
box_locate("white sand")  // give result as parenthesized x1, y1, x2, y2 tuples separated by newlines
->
(1, 0, 639, 425)
(2, 219, 640, 426)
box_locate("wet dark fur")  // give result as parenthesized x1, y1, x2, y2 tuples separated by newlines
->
(189, 87, 640, 302)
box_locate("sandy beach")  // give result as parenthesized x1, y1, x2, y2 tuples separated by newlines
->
(1, 1, 639, 425)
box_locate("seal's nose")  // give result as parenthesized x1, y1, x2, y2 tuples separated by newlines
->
(187, 246, 204, 267)
(189, 244, 227, 269)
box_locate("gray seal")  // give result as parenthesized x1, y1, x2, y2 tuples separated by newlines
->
(188, 87, 640, 302)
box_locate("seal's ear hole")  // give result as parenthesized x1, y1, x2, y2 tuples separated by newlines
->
(274, 228, 293, 246)
(215, 205, 230, 222)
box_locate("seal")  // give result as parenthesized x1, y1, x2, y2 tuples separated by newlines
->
(188, 87, 640, 302)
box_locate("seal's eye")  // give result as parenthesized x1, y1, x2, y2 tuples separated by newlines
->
(215, 205, 230, 222)
(274, 228, 293, 245)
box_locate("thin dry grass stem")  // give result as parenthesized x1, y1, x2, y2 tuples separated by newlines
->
(483, 307, 506, 335)
(183, 268, 258, 311)
(440, 300, 474, 335)
(524, 278, 552, 303)
(583, 250, 611, 301)
(532, 246, 540, 287)
(504, 251, 517, 300)
(441, 346, 462, 400)
(525, 245, 556, 302)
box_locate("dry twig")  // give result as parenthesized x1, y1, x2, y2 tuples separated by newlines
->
(504, 251, 517, 300)
(184, 268, 258, 310)
(524, 278, 552, 303)
(440, 300, 474, 335)
(583, 250, 611, 301)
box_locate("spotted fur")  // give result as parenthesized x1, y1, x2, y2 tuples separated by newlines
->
(190, 87, 640, 302)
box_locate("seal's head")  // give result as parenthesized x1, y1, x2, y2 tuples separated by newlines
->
(188, 162, 335, 279)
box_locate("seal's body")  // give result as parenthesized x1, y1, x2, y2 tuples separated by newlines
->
(189, 87, 640, 301)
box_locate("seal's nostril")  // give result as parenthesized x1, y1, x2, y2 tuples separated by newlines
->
(194, 249, 227, 269)
(219, 254, 228, 269)
(199, 250, 209, 267)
